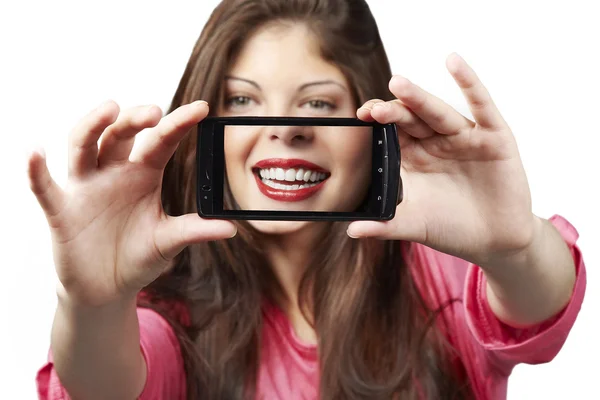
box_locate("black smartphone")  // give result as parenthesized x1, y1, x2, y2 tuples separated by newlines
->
(196, 116, 401, 221)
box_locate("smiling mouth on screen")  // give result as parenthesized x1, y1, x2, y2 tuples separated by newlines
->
(252, 158, 330, 202)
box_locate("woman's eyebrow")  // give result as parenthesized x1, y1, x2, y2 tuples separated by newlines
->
(225, 76, 261, 90)
(298, 80, 347, 92)
(225, 77, 347, 93)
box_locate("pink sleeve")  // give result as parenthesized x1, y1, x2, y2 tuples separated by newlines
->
(463, 214, 586, 374)
(36, 307, 186, 400)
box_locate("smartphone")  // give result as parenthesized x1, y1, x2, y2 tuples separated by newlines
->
(196, 116, 401, 221)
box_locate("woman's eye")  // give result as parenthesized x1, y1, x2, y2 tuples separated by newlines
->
(225, 96, 252, 107)
(306, 100, 335, 110)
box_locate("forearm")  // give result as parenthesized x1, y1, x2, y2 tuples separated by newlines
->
(50, 290, 146, 400)
(483, 216, 576, 328)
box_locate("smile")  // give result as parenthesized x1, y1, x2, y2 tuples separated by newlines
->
(252, 159, 330, 202)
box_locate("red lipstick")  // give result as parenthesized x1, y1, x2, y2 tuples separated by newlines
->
(253, 158, 329, 202)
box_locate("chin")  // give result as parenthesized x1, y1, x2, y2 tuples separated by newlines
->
(247, 219, 313, 235)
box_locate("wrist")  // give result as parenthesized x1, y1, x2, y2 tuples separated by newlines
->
(56, 282, 139, 315)
(482, 215, 576, 326)
(481, 213, 544, 272)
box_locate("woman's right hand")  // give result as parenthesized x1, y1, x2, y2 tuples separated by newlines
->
(27, 100, 236, 307)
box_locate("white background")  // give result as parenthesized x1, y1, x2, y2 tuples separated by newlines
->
(1, 1, 598, 398)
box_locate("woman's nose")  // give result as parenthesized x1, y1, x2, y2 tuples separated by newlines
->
(269, 125, 315, 146)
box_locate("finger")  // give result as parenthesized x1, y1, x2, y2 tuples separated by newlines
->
(357, 99, 385, 121)
(347, 220, 402, 240)
(132, 100, 208, 170)
(347, 218, 424, 243)
(446, 52, 506, 130)
(388, 75, 473, 136)
(97, 105, 162, 166)
(396, 129, 415, 150)
(370, 100, 436, 139)
(346, 192, 427, 243)
(153, 213, 237, 260)
(69, 100, 120, 176)
(27, 147, 65, 218)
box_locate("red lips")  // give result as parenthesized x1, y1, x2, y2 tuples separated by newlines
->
(253, 158, 329, 202)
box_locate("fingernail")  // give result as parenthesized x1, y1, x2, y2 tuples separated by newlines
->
(97, 99, 114, 110)
(372, 102, 390, 110)
(26, 144, 45, 160)
(347, 229, 359, 239)
(449, 52, 462, 61)
(391, 75, 410, 86)
(194, 100, 208, 106)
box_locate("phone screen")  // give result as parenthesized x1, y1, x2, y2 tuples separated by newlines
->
(197, 117, 400, 221)
(223, 124, 373, 213)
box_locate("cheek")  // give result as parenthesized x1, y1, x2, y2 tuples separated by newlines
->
(225, 128, 249, 168)
(323, 128, 372, 209)
(224, 127, 259, 176)
(224, 128, 258, 206)
(328, 127, 373, 177)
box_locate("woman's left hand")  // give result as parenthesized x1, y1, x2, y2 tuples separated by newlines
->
(349, 52, 538, 268)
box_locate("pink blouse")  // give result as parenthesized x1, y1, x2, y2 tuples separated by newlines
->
(36, 215, 586, 399)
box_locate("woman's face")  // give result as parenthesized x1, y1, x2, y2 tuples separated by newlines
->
(219, 22, 371, 235)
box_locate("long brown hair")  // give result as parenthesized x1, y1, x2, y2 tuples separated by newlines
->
(141, 0, 473, 398)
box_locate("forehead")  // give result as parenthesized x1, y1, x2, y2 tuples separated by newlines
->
(226, 22, 347, 86)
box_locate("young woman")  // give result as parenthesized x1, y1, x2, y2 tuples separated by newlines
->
(31, 0, 586, 399)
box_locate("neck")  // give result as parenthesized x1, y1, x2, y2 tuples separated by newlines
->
(262, 223, 328, 343)
(263, 225, 322, 303)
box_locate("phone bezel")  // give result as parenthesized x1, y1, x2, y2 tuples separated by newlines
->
(196, 116, 401, 221)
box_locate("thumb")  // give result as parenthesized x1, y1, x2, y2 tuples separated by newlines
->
(346, 220, 398, 240)
(346, 202, 427, 242)
(154, 213, 237, 260)
(27, 147, 65, 218)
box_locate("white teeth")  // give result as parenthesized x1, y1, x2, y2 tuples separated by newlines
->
(285, 169, 296, 182)
(262, 179, 319, 190)
(276, 168, 285, 180)
(257, 167, 328, 184)
(303, 170, 311, 182)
